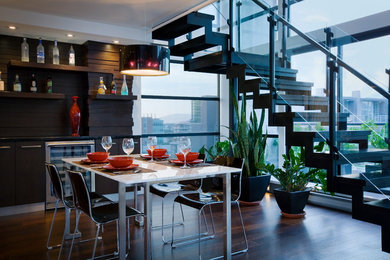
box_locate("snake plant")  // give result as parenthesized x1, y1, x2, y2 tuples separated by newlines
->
(228, 91, 267, 177)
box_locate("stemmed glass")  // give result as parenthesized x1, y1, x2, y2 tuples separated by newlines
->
(178, 137, 191, 169)
(147, 136, 157, 162)
(122, 138, 134, 157)
(101, 136, 112, 154)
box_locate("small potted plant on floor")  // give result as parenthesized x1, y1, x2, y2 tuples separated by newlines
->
(228, 92, 271, 204)
(266, 148, 322, 217)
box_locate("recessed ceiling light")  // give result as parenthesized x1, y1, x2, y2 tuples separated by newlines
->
(8, 25, 16, 30)
(113, 40, 119, 44)
(66, 33, 74, 37)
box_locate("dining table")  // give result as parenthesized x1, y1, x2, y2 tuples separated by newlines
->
(62, 155, 241, 260)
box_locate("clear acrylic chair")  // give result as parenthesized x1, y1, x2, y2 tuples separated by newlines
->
(171, 157, 248, 258)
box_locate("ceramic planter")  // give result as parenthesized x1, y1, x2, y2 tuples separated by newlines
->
(239, 174, 271, 202)
(273, 188, 311, 214)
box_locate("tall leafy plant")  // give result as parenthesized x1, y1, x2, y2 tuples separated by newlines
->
(228, 90, 267, 177)
(266, 148, 322, 192)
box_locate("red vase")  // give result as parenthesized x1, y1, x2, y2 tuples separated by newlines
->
(69, 96, 81, 136)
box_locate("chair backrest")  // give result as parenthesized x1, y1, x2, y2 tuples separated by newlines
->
(203, 156, 245, 200)
(45, 162, 64, 202)
(67, 170, 92, 218)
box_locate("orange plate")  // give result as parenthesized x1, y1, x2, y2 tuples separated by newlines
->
(140, 154, 170, 159)
(81, 158, 109, 164)
(170, 159, 203, 165)
(103, 164, 139, 171)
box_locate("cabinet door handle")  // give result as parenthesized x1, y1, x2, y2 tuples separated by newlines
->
(21, 145, 42, 149)
(0, 146, 11, 149)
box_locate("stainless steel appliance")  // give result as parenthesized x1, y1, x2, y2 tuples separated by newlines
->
(45, 140, 95, 210)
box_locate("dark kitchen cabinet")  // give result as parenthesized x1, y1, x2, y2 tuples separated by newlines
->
(0, 143, 15, 207)
(14, 141, 45, 205)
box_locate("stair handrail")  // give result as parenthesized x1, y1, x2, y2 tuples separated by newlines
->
(251, 0, 390, 100)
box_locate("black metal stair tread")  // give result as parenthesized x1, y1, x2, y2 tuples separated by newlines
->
(152, 12, 214, 41)
(338, 149, 390, 164)
(185, 51, 297, 78)
(259, 94, 328, 106)
(258, 78, 314, 91)
(365, 199, 390, 210)
(335, 173, 366, 186)
(275, 112, 349, 122)
(290, 130, 370, 142)
(170, 33, 227, 56)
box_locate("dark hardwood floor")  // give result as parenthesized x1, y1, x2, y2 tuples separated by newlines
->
(0, 193, 388, 260)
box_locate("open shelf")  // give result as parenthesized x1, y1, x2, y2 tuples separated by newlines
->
(8, 60, 114, 74)
(89, 94, 137, 101)
(0, 91, 65, 99)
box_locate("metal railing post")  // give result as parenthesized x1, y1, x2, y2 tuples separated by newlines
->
(328, 59, 339, 189)
(268, 14, 276, 98)
(386, 69, 390, 150)
(236, 1, 242, 52)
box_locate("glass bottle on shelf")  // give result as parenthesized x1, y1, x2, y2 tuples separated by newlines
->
(97, 77, 106, 95)
(31, 74, 37, 93)
(37, 38, 45, 64)
(46, 76, 52, 93)
(69, 45, 75, 66)
(110, 79, 117, 94)
(121, 74, 128, 95)
(53, 40, 59, 65)
(0, 71, 4, 91)
(13, 74, 22, 92)
(21, 38, 29, 62)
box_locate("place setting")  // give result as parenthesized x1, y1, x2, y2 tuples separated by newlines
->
(75, 136, 154, 175)
(139, 136, 170, 161)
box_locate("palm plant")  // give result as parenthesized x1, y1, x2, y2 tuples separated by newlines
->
(228, 91, 267, 177)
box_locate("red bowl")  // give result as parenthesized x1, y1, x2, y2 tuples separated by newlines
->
(108, 157, 133, 168)
(147, 149, 167, 157)
(176, 152, 199, 162)
(87, 152, 109, 162)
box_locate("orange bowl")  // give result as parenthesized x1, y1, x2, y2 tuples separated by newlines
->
(108, 157, 133, 168)
(147, 149, 167, 157)
(176, 152, 199, 162)
(87, 152, 109, 162)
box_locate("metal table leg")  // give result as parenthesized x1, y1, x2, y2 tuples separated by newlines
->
(134, 184, 144, 227)
(118, 182, 127, 260)
(223, 172, 232, 259)
(144, 182, 152, 259)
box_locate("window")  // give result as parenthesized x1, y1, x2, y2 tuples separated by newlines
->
(140, 63, 219, 155)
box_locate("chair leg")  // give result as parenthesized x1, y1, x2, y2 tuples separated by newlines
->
(198, 209, 202, 259)
(67, 216, 80, 260)
(91, 224, 101, 260)
(171, 201, 176, 247)
(127, 218, 130, 250)
(47, 199, 60, 250)
(235, 201, 248, 254)
(207, 204, 216, 237)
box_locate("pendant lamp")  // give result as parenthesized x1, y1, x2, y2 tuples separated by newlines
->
(120, 44, 170, 76)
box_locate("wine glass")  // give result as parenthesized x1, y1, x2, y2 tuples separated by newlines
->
(178, 137, 191, 169)
(147, 136, 157, 162)
(101, 136, 112, 154)
(122, 138, 134, 157)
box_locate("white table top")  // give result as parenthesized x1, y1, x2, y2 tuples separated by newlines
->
(62, 157, 240, 185)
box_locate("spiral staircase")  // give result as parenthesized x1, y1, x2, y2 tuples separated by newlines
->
(152, 6, 390, 253)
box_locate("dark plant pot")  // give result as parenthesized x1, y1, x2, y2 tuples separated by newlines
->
(273, 188, 311, 214)
(239, 174, 271, 202)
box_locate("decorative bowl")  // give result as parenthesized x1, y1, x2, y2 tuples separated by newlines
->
(176, 152, 199, 162)
(86, 152, 109, 162)
(147, 149, 167, 157)
(108, 157, 133, 168)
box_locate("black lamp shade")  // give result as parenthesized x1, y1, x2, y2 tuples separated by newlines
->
(120, 44, 170, 76)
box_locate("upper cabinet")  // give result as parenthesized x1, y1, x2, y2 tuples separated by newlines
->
(0, 35, 135, 138)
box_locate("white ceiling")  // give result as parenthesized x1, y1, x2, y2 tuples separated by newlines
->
(0, 0, 215, 44)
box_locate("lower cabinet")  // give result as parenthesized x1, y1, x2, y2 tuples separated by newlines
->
(0, 143, 15, 207)
(14, 142, 45, 205)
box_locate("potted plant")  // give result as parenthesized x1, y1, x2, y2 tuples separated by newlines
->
(199, 140, 230, 162)
(228, 92, 270, 204)
(266, 148, 322, 217)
